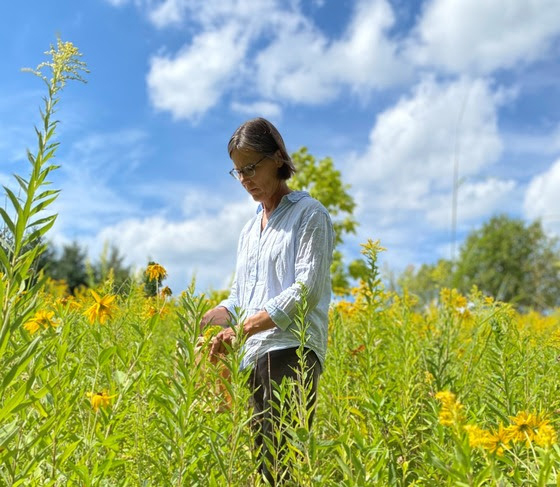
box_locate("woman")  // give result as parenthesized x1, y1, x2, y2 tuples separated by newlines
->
(201, 117, 334, 483)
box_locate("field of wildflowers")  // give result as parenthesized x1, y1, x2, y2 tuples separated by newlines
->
(1, 40, 559, 486)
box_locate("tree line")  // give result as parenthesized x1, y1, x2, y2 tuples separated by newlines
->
(394, 215, 560, 311)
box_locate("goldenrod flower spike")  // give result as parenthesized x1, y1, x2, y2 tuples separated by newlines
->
(435, 390, 465, 427)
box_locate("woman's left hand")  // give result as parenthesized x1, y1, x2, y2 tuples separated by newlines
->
(210, 327, 236, 362)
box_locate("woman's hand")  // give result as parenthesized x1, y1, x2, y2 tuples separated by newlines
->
(200, 306, 231, 331)
(209, 327, 237, 362)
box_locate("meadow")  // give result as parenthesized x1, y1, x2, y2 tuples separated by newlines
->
(1, 39, 559, 486)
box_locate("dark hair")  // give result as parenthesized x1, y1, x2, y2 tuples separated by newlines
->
(227, 117, 296, 180)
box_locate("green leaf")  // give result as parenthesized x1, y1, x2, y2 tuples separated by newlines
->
(99, 346, 117, 367)
(0, 381, 28, 423)
(2, 336, 42, 389)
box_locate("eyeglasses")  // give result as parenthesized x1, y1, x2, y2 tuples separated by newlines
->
(229, 155, 269, 180)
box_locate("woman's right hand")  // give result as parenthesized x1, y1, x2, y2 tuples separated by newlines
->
(200, 306, 231, 331)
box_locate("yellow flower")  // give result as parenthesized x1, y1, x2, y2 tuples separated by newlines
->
(535, 422, 557, 447)
(23, 310, 58, 334)
(83, 290, 117, 324)
(86, 391, 117, 411)
(464, 424, 492, 448)
(145, 263, 167, 281)
(424, 371, 434, 384)
(202, 325, 223, 343)
(160, 286, 172, 297)
(435, 390, 465, 427)
(505, 411, 539, 445)
(360, 239, 386, 256)
(485, 424, 511, 455)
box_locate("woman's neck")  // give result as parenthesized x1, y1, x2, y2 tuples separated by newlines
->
(262, 183, 291, 215)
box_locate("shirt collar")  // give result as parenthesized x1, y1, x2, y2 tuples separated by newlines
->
(256, 190, 309, 213)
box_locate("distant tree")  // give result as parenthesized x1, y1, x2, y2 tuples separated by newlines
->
(48, 241, 89, 293)
(88, 242, 131, 292)
(397, 259, 454, 306)
(290, 147, 358, 291)
(453, 215, 560, 310)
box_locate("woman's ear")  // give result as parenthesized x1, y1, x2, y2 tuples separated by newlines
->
(274, 149, 283, 166)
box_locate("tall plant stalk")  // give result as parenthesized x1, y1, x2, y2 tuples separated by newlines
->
(0, 38, 88, 356)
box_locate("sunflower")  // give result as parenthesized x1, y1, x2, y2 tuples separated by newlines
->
(23, 310, 58, 334)
(86, 391, 117, 411)
(83, 290, 117, 324)
(145, 263, 167, 281)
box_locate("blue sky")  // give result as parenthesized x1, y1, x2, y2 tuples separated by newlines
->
(1, 0, 560, 293)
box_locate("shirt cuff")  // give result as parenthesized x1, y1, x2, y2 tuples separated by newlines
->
(264, 302, 292, 331)
(218, 299, 236, 319)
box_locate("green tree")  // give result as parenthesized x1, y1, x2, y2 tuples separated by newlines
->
(454, 215, 560, 310)
(88, 242, 131, 292)
(48, 241, 88, 293)
(397, 259, 454, 306)
(290, 147, 357, 291)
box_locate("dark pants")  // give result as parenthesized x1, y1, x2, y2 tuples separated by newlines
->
(248, 347, 321, 485)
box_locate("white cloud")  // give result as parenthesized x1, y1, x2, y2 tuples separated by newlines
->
(230, 100, 282, 119)
(148, 0, 184, 27)
(104, 0, 129, 5)
(350, 77, 503, 190)
(147, 22, 250, 120)
(426, 178, 517, 228)
(345, 76, 507, 260)
(51, 129, 149, 235)
(524, 158, 560, 235)
(255, 0, 408, 103)
(144, 0, 409, 119)
(407, 0, 560, 74)
(148, 0, 281, 29)
(92, 197, 255, 292)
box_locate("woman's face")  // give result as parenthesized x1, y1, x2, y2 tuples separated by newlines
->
(230, 148, 283, 203)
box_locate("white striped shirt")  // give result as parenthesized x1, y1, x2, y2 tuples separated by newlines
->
(219, 191, 334, 370)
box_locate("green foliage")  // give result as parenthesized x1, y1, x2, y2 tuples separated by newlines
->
(397, 215, 560, 311)
(454, 215, 560, 310)
(290, 147, 357, 291)
(38, 240, 131, 294)
(397, 259, 454, 307)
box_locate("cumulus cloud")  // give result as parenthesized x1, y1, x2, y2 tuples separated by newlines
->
(524, 158, 560, 235)
(255, 0, 408, 103)
(148, 0, 278, 29)
(230, 101, 282, 119)
(144, 0, 408, 119)
(91, 197, 255, 291)
(426, 178, 517, 228)
(349, 77, 504, 191)
(147, 22, 251, 120)
(407, 0, 560, 74)
(344, 77, 511, 264)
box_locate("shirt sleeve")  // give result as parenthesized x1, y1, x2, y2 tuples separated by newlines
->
(263, 208, 334, 330)
(218, 233, 243, 319)
(217, 272, 238, 319)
